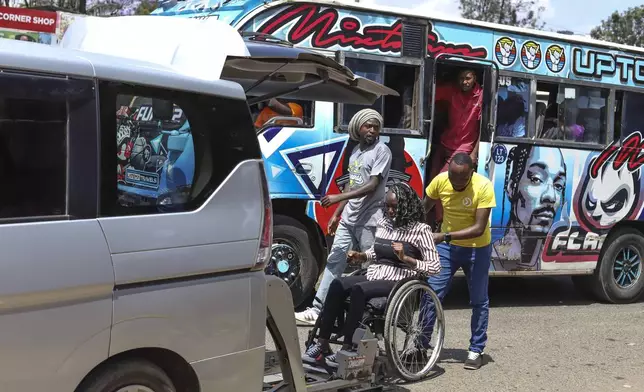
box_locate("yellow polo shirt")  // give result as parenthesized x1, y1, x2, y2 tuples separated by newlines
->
(425, 172, 496, 248)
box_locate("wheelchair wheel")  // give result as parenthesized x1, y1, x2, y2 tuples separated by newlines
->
(383, 280, 445, 382)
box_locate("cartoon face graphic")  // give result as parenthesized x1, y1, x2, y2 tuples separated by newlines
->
(507, 146, 566, 234)
(521, 41, 541, 70)
(578, 163, 641, 230)
(495, 37, 517, 66)
(545, 44, 565, 73)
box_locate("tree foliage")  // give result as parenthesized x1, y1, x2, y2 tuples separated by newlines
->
(459, 0, 545, 29)
(590, 6, 644, 47)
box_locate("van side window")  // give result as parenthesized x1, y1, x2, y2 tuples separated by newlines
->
(99, 81, 261, 216)
(496, 76, 530, 138)
(0, 72, 77, 220)
(535, 81, 608, 144)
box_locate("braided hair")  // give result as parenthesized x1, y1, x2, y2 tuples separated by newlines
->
(501, 145, 566, 228)
(387, 182, 424, 229)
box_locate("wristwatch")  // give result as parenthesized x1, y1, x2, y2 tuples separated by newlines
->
(444, 233, 452, 243)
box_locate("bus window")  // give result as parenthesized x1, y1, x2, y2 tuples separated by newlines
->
(496, 76, 530, 138)
(535, 81, 608, 144)
(341, 57, 419, 133)
(618, 91, 644, 141)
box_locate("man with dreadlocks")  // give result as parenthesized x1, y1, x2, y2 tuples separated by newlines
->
(295, 109, 392, 325)
(491, 145, 566, 271)
(422, 152, 495, 370)
(302, 182, 440, 366)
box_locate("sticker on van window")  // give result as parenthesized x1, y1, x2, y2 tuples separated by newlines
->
(116, 94, 196, 208)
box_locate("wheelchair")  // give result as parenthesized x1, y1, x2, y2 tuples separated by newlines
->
(304, 268, 446, 382)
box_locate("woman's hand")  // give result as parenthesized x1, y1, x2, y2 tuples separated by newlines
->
(392, 242, 405, 261)
(347, 250, 365, 264)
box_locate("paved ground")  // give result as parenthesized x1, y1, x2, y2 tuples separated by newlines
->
(269, 276, 644, 392)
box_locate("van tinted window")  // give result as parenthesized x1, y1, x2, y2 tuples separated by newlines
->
(99, 81, 261, 216)
(0, 73, 92, 221)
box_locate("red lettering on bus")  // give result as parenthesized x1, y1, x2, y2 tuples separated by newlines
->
(257, 4, 487, 58)
(590, 131, 644, 178)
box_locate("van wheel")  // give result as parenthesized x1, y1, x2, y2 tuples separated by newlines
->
(593, 228, 644, 304)
(267, 216, 319, 308)
(77, 359, 175, 392)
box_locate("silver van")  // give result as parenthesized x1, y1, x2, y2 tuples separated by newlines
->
(0, 15, 395, 392)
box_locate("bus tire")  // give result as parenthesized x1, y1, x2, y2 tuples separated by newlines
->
(77, 359, 175, 392)
(270, 215, 319, 308)
(593, 227, 644, 304)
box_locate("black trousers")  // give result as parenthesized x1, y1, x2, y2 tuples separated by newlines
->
(318, 275, 396, 345)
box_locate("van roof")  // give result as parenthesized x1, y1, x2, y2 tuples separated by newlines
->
(0, 17, 246, 100)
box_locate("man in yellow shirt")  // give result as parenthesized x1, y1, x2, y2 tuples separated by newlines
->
(421, 152, 495, 370)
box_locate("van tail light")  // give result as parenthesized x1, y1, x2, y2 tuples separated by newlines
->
(252, 161, 273, 271)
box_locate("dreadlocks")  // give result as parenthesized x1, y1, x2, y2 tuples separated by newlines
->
(387, 182, 423, 229)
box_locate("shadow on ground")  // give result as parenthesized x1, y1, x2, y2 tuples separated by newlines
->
(442, 276, 602, 309)
(297, 275, 620, 312)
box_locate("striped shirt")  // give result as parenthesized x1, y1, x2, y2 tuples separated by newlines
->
(365, 217, 441, 281)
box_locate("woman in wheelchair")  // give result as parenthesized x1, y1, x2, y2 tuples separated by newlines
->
(303, 182, 441, 365)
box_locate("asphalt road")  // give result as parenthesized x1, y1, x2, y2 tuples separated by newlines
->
(269, 276, 644, 392)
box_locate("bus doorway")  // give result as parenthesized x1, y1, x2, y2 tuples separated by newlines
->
(424, 56, 498, 229)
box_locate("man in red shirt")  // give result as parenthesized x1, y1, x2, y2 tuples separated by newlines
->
(428, 68, 483, 225)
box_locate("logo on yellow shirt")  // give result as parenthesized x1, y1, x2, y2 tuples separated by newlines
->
(462, 197, 473, 207)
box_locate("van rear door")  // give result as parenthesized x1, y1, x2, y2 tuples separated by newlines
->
(221, 38, 399, 105)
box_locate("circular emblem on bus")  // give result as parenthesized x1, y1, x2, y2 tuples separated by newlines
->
(494, 37, 517, 67)
(492, 144, 508, 164)
(520, 41, 542, 70)
(545, 44, 566, 73)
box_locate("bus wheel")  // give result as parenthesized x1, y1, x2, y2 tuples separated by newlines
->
(78, 360, 174, 392)
(594, 227, 644, 304)
(266, 215, 319, 308)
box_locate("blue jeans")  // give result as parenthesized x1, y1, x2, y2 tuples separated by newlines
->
(313, 221, 376, 311)
(420, 242, 491, 354)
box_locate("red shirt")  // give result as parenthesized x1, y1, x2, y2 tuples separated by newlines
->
(434, 83, 483, 153)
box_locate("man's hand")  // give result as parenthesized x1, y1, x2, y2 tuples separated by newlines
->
(433, 232, 445, 244)
(392, 242, 405, 261)
(321, 194, 342, 208)
(347, 250, 364, 264)
(328, 216, 340, 236)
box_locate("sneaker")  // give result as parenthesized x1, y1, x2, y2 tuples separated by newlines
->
(302, 342, 332, 364)
(295, 307, 319, 326)
(325, 352, 339, 368)
(464, 350, 483, 370)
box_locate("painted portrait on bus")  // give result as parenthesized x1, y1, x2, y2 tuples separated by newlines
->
(491, 145, 567, 271)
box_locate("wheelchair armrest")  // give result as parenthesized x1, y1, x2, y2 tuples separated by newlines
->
(347, 267, 369, 277)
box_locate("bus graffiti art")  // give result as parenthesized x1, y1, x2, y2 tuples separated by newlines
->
(153, 0, 644, 305)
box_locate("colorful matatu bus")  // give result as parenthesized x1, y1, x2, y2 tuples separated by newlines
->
(153, 0, 644, 305)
